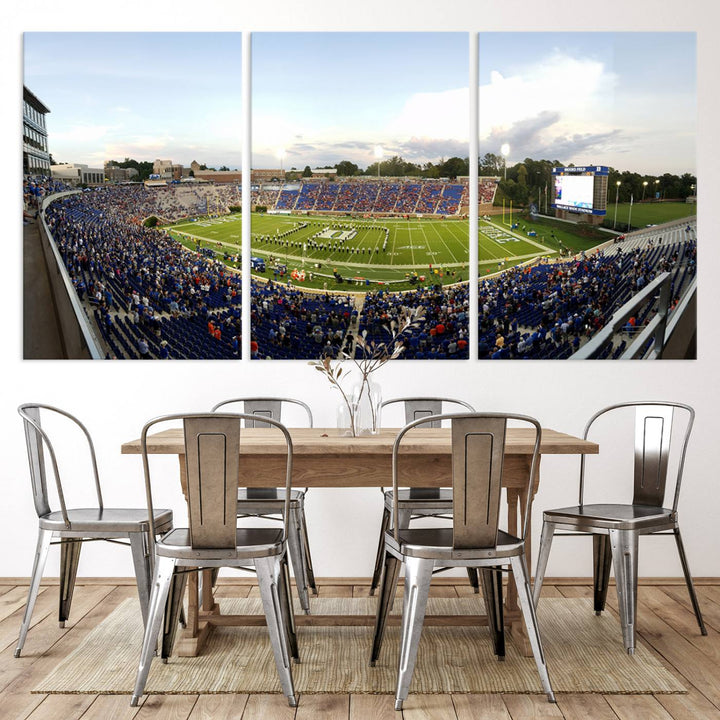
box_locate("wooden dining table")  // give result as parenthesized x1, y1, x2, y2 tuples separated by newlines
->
(122, 426, 598, 657)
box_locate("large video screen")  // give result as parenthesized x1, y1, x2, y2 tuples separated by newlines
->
(554, 174, 594, 211)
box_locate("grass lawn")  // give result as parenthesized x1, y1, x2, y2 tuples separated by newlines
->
(165, 207, 644, 292)
(605, 201, 696, 230)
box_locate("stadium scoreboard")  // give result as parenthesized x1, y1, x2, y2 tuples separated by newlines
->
(552, 166, 608, 216)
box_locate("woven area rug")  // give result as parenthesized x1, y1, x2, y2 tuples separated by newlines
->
(34, 597, 685, 695)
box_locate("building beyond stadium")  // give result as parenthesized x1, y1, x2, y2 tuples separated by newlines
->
(23, 86, 51, 177)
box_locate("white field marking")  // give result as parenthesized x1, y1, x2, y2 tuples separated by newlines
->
(427, 218, 464, 265)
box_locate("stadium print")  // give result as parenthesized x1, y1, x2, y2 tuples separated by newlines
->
(475, 32, 696, 360)
(22, 32, 696, 360)
(248, 32, 470, 360)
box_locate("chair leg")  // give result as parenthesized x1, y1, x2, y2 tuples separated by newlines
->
(286, 506, 311, 614)
(394, 556, 434, 711)
(673, 527, 707, 636)
(369, 506, 391, 596)
(593, 534, 613, 615)
(466, 568, 480, 594)
(369, 550, 401, 665)
(277, 551, 299, 662)
(396, 509, 412, 531)
(255, 556, 297, 707)
(129, 532, 152, 628)
(131, 556, 176, 706)
(608, 529, 639, 654)
(58, 538, 83, 627)
(297, 502, 317, 596)
(532, 520, 556, 607)
(480, 567, 505, 659)
(15, 528, 52, 658)
(161, 570, 188, 661)
(510, 554, 556, 703)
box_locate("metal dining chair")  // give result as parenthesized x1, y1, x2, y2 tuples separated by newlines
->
(131, 412, 298, 707)
(369, 397, 478, 595)
(211, 397, 316, 613)
(370, 412, 555, 710)
(533, 401, 706, 654)
(16, 403, 173, 658)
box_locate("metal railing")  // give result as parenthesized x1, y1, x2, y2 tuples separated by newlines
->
(571, 272, 672, 360)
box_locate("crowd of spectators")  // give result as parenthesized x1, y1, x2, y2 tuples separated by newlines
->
(476, 232, 696, 359)
(253, 179, 468, 216)
(39, 180, 691, 363)
(23, 177, 73, 218)
(43, 186, 243, 360)
(251, 282, 356, 359)
(356, 284, 470, 360)
(479, 178, 498, 205)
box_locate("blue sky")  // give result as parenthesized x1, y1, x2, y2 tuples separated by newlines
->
(24, 33, 243, 169)
(23, 32, 695, 175)
(252, 32, 469, 169)
(479, 32, 696, 175)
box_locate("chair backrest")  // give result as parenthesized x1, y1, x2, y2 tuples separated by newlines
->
(392, 412, 541, 548)
(580, 401, 694, 512)
(211, 398, 313, 428)
(141, 412, 294, 549)
(184, 415, 240, 549)
(381, 397, 475, 428)
(18, 403, 103, 526)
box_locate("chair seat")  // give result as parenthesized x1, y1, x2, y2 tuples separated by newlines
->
(39, 508, 173, 533)
(385, 527, 523, 561)
(383, 488, 453, 511)
(544, 503, 675, 531)
(156, 527, 284, 560)
(237, 488, 305, 511)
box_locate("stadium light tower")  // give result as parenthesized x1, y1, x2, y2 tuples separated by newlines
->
(374, 145, 383, 181)
(654, 178, 660, 199)
(642, 180, 648, 202)
(500, 143, 510, 181)
(613, 180, 621, 229)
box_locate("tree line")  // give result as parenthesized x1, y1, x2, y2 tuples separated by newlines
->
(105, 154, 696, 202)
(282, 156, 471, 181)
(486, 154, 696, 208)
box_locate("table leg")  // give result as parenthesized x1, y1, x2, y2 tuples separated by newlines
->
(174, 455, 219, 657)
(187, 570, 199, 637)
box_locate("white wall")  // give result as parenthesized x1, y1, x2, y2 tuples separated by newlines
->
(3, 0, 719, 581)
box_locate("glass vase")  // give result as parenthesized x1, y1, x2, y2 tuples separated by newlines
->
(336, 400, 357, 437)
(353, 379, 382, 436)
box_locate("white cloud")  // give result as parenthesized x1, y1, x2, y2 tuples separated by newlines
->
(387, 87, 469, 141)
(480, 50, 618, 156)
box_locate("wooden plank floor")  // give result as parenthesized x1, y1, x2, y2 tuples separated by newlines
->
(0, 579, 718, 720)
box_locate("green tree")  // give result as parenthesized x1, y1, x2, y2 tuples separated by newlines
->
(479, 152, 503, 175)
(438, 156, 468, 179)
(335, 160, 359, 176)
(517, 164, 528, 186)
(423, 162, 440, 179)
(302, 165, 313, 177)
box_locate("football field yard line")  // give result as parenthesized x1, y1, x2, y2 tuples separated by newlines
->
(407, 221, 417, 266)
(438, 220, 468, 264)
(425, 221, 462, 265)
(479, 235, 509, 261)
(172, 213, 555, 291)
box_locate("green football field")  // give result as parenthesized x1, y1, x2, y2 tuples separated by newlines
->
(167, 213, 556, 291)
(606, 201, 696, 229)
